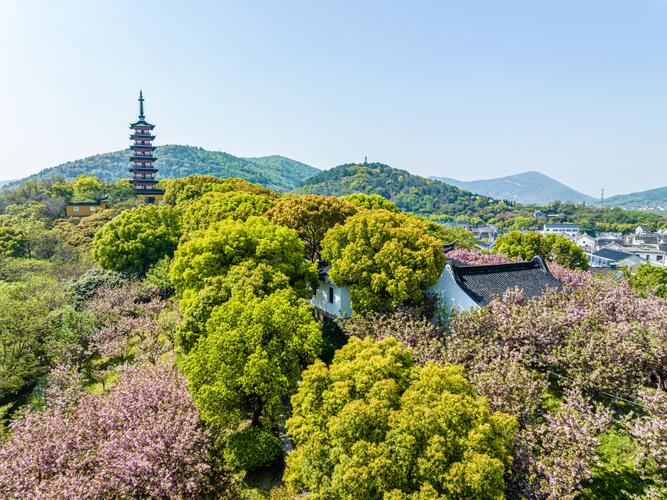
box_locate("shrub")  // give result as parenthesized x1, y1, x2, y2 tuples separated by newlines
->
(223, 427, 282, 471)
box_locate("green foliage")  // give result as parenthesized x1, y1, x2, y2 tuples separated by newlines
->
(67, 268, 127, 305)
(583, 429, 646, 498)
(162, 175, 276, 206)
(106, 180, 137, 205)
(284, 337, 517, 498)
(53, 209, 117, 251)
(340, 193, 399, 212)
(184, 288, 322, 431)
(145, 256, 175, 297)
(321, 209, 445, 312)
(11, 145, 319, 192)
(266, 194, 358, 261)
(45, 306, 96, 366)
(181, 191, 274, 233)
(0, 217, 29, 257)
(223, 427, 282, 471)
(176, 262, 291, 352)
(0, 275, 67, 401)
(627, 263, 667, 299)
(170, 216, 315, 299)
(93, 205, 182, 275)
(419, 219, 477, 248)
(494, 231, 589, 270)
(70, 175, 105, 201)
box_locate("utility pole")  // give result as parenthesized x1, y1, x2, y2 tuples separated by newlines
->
(600, 188, 604, 209)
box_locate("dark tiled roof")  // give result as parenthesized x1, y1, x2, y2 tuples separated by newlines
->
(593, 248, 634, 262)
(442, 241, 457, 253)
(450, 256, 562, 306)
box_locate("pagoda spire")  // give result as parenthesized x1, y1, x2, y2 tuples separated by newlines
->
(138, 90, 145, 120)
(129, 91, 163, 204)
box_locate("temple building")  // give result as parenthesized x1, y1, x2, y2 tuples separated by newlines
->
(129, 91, 164, 205)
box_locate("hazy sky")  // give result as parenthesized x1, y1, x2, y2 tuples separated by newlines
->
(1, 0, 666, 196)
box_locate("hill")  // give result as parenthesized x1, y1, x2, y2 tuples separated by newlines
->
(15, 145, 319, 191)
(431, 171, 596, 205)
(298, 162, 504, 215)
(605, 186, 667, 211)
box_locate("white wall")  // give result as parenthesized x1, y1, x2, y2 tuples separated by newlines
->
(426, 265, 479, 323)
(310, 279, 352, 318)
(542, 226, 580, 238)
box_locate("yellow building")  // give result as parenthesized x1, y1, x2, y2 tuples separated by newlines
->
(65, 199, 109, 218)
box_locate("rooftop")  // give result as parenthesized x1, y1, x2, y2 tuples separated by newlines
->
(449, 256, 562, 306)
(593, 248, 635, 261)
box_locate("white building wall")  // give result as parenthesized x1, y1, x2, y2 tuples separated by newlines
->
(542, 226, 581, 238)
(426, 265, 479, 322)
(309, 279, 352, 318)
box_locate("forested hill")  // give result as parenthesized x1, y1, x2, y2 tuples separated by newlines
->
(16, 145, 319, 191)
(605, 185, 667, 211)
(298, 162, 510, 215)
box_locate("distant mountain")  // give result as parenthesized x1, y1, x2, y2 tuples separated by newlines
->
(15, 145, 319, 191)
(431, 171, 596, 205)
(605, 186, 667, 211)
(298, 162, 499, 215)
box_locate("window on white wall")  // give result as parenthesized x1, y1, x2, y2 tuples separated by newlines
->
(328, 287, 334, 304)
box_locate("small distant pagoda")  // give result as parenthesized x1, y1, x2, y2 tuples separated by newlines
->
(129, 91, 164, 205)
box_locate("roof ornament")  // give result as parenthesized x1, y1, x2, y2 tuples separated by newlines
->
(138, 90, 145, 120)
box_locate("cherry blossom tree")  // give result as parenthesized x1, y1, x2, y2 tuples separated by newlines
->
(0, 362, 225, 498)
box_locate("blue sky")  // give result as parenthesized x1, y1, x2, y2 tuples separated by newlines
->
(0, 0, 666, 196)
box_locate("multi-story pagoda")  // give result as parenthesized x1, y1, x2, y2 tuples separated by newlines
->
(129, 91, 164, 205)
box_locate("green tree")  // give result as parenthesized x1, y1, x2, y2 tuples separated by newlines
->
(93, 205, 181, 275)
(494, 231, 588, 270)
(71, 174, 105, 201)
(181, 191, 274, 234)
(628, 263, 667, 299)
(105, 179, 137, 205)
(184, 288, 322, 434)
(0, 275, 67, 401)
(0, 217, 29, 257)
(341, 193, 399, 212)
(266, 194, 358, 261)
(170, 216, 315, 301)
(161, 175, 275, 205)
(321, 210, 445, 312)
(284, 337, 517, 499)
(176, 261, 291, 352)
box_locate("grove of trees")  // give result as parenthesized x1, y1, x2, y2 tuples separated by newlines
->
(0, 173, 665, 498)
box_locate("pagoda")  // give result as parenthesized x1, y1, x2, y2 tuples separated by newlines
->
(129, 91, 164, 205)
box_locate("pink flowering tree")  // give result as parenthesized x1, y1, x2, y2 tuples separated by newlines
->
(629, 388, 667, 495)
(0, 361, 227, 498)
(86, 282, 179, 381)
(341, 247, 667, 497)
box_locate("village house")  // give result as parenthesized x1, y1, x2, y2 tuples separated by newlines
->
(587, 248, 643, 269)
(310, 262, 353, 319)
(310, 253, 562, 320)
(472, 224, 501, 243)
(425, 256, 562, 321)
(595, 232, 624, 248)
(574, 233, 596, 252)
(606, 244, 666, 265)
(542, 223, 581, 238)
(65, 198, 109, 218)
